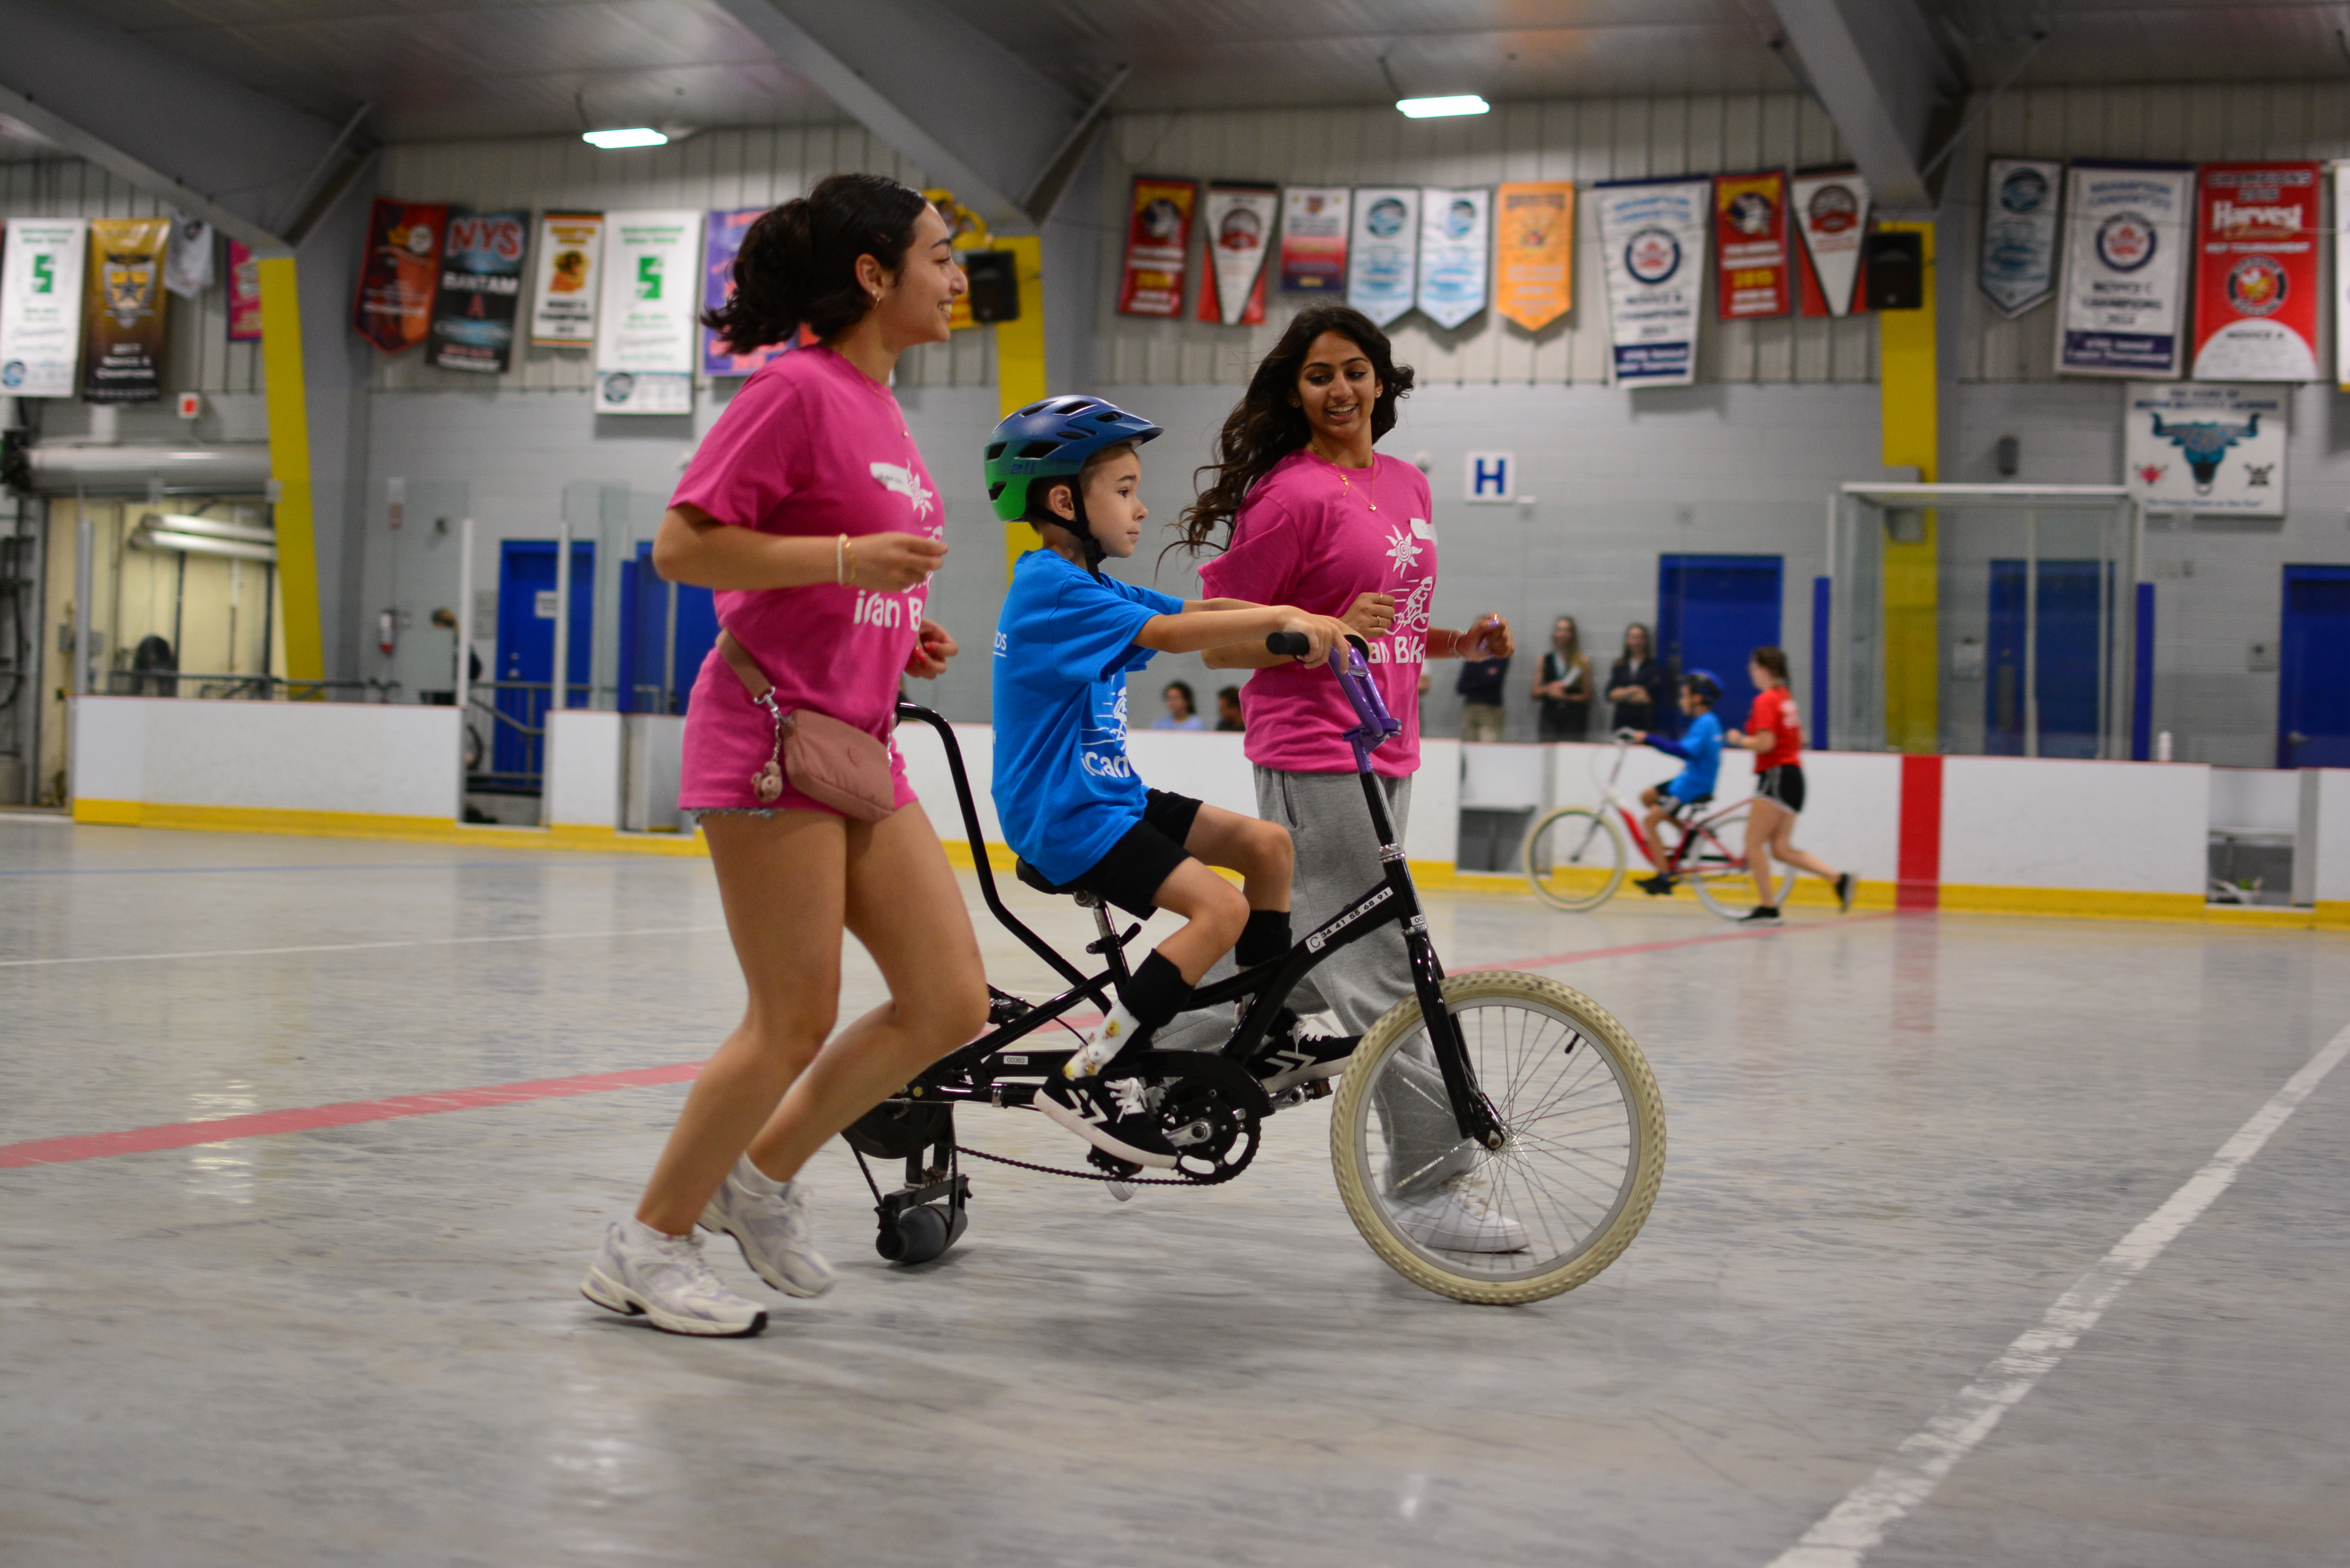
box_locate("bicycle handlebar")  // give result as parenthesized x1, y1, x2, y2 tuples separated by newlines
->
(1264, 631, 1309, 657)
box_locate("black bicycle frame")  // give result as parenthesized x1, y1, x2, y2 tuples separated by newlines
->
(895, 665, 1503, 1147)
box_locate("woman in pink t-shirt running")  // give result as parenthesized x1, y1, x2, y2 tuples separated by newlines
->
(581, 175, 989, 1338)
(1174, 304, 1524, 1254)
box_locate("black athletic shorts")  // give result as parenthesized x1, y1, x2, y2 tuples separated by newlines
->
(1056, 789, 1204, 918)
(1755, 764, 1805, 814)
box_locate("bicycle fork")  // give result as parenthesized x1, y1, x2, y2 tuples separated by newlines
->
(1359, 772, 1508, 1151)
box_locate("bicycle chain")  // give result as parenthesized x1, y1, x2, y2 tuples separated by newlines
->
(954, 1143, 1197, 1186)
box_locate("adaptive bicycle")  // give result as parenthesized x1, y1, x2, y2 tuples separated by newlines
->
(1520, 732, 1794, 919)
(848, 637, 1665, 1305)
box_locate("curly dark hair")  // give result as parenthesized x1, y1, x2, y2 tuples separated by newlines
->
(700, 172, 929, 353)
(1175, 304, 1414, 555)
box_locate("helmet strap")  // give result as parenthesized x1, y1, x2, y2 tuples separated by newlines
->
(1042, 479, 1106, 574)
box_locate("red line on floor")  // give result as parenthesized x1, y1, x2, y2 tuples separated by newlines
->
(0, 1061, 704, 1170)
(0, 913, 1895, 1170)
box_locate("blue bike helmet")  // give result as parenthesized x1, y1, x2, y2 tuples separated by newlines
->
(984, 395, 1162, 568)
(1679, 668, 1722, 706)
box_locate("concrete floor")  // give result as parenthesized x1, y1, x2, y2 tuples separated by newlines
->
(4, 816, 2347, 1568)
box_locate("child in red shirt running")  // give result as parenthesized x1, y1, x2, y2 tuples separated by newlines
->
(1723, 645, 1856, 923)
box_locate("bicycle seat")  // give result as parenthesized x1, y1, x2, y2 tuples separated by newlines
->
(1015, 858, 1101, 908)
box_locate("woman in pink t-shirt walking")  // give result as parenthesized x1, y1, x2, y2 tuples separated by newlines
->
(581, 175, 989, 1337)
(1178, 304, 1524, 1253)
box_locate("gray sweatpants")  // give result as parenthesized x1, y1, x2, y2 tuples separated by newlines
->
(1158, 766, 1472, 1194)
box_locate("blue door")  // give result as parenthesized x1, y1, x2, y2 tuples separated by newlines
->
(2279, 564, 2350, 767)
(493, 540, 595, 781)
(1985, 559, 2103, 759)
(1657, 554, 1782, 735)
(615, 543, 720, 713)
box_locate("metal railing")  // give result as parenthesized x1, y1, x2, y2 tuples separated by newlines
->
(100, 672, 402, 702)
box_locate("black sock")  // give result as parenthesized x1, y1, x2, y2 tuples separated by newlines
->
(1235, 909, 1292, 970)
(1116, 949, 1194, 1031)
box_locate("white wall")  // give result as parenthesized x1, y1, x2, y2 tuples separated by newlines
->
(1941, 756, 2209, 895)
(2294, 770, 2350, 906)
(70, 696, 460, 820)
(544, 710, 622, 828)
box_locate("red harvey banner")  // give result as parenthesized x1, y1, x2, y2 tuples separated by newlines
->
(353, 198, 448, 354)
(2192, 161, 2322, 382)
(226, 239, 262, 341)
(1116, 177, 1197, 317)
(1713, 170, 1790, 319)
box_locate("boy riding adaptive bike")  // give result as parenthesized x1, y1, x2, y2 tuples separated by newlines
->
(984, 395, 1356, 1169)
(1631, 670, 1724, 897)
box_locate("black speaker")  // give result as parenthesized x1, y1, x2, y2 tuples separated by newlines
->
(963, 250, 1020, 322)
(1861, 231, 1923, 310)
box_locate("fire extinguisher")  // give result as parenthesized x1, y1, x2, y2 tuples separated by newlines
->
(378, 609, 398, 656)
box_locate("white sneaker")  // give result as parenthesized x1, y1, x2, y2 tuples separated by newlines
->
(1391, 1178, 1529, 1254)
(699, 1156, 835, 1298)
(581, 1218, 768, 1336)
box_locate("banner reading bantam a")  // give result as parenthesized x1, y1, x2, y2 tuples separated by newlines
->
(2191, 162, 2321, 382)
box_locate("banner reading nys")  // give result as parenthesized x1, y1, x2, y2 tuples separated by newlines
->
(2191, 162, 2321, 382)
(428, 210, 528, 374)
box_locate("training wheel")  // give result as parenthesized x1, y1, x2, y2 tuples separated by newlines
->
(876, 1202, 965, 1265)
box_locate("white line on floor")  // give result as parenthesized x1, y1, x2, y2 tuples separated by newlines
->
(1767, 1017, 2350, 1568)
(0, 925, 727, 968)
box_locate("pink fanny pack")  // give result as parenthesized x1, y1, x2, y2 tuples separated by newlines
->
(717, 630, 895, 822)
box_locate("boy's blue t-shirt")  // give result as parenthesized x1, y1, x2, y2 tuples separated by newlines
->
(992, 550, 1187, 884)
(1649, 710, 1724, 801)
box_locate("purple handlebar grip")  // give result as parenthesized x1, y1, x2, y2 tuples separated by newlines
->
(1331, 641, 1401, 744)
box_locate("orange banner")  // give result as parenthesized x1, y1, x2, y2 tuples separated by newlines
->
(1493, 181, 1574, 331)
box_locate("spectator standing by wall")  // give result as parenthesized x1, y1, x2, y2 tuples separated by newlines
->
(1215, 686, 1245, 731)
(1457, 652, 1511, 741)
(1608, 622, 1668, 736)
(1153, 679, 1208, 730)
(1533, 615, 1591, 740)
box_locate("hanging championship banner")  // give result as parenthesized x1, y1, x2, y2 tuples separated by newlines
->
(0, 218, 88, 397)
(1594, 177, 1708, 387)
(2337, 164, 2350, 393)
(226, 240, 263, 342)
(1198, 183, 1277, 325)
(83, 216, 170, 404)
(1714, 170, 1790, 319)
(163, 218, 215, 301)
(1347, 187, 1420, 327)
(2126, 383, 2286, 517)
(2056, 161, 2193, 378)
(1279, 187, 1350, 293)
(528, 212, 603, 347)
(2191, 162, 2322, 382)
(1417, 187, 1491, 330)
(1979, 157, 2062, 317)
(1791, 169, 1870, 317)
(428, 210, 527, 374)
(353, 198, 447, 354)
(1493, 181, 1573, 331)
(1116, 177, 1197, 317)
(595, 209, 699, 415)
(705, 207, 794, 374)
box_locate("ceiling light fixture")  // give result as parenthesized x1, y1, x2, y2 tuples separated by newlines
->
(582, 126, 668, 149)
(1397, 94, 1490, 119)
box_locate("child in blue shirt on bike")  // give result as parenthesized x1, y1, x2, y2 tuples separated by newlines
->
(984, 396, 1356, 1170)
(1631, 669, 1724, 896)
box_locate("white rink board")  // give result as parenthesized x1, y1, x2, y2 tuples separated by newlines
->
(71, 697, 461, 820)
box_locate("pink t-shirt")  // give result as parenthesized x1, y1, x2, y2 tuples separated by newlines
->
(670, 344, 938, 746)
(1197, 449, 1435, 778)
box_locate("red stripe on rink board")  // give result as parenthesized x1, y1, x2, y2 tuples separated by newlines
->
(1897, 754, 1945, 912)
(0, 915, 1893, 1170)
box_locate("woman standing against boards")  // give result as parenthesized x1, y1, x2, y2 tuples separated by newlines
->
(1533, 615, 1592, 740)
(1186, 304, 1523, 1252)
(1607, 622, 1668, 735)
(580, 175, 988, 1337)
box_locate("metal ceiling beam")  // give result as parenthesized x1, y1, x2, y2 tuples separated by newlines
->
(1766, 0, 1961, 213)
(0, 0, 355, 256)
(710, 0, 1091, 233)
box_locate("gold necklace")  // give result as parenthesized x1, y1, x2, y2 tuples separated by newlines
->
(1333, 457, 1378, 512)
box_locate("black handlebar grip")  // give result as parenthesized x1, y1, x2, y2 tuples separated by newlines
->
(1265, 632, 1310, 656)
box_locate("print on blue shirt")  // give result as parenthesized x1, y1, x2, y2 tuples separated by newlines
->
(991, 551, 1187, 885)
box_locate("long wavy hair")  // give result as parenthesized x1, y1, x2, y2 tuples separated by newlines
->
(1175, 304, 1414, 555)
